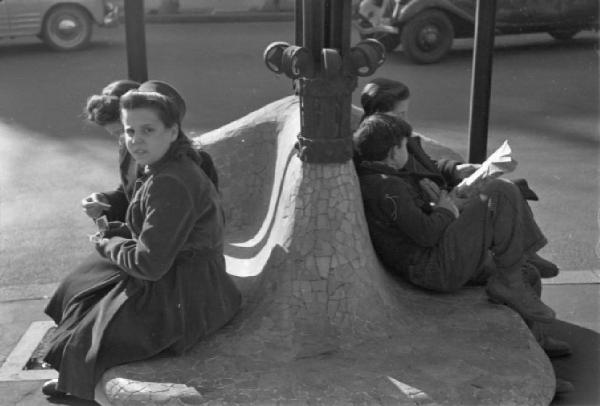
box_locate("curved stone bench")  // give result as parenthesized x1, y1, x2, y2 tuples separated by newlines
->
(96, 96, 555, 406)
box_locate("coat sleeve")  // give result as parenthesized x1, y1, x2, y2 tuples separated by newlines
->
(435, 158, 462, 187)
(379, 178, 455, 247)
(100, 186, 129, 222)
(411, 136, 462, 187)
(99, 175, 198, 281)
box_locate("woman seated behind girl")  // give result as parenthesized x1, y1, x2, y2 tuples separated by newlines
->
(42, 80, 241, 401)
(81, 79, 220, 223)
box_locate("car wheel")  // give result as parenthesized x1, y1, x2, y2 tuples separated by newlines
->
(400, 9, 454, 64)
(42, 5, 92, 51)
(548, 29, 579, 41)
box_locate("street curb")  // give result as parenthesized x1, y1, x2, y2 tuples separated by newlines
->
(143, 11, 294, 24)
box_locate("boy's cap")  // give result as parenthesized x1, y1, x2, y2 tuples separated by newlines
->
(137, 80, 186, 121)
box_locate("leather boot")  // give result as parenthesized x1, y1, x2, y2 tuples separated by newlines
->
(522, 262, 542, 297)
(41, 379, 66, 397)
(486, 264, 556, 323)
(527, 252, 559, 278)
(542, 335, 573, 358)
(530, 321, 573, 358)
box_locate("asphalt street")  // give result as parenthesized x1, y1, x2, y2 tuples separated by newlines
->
(0, 20, 598, 406)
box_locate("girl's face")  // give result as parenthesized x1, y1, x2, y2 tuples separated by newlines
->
(385, 99, 410, 120)
(121, 107, 177, 166)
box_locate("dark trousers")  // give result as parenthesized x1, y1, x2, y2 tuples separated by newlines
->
(408, 179, 547, 292)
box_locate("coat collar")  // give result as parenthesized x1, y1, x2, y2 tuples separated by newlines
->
(357, 161, 410, 177)
(144, 136, 190, 175)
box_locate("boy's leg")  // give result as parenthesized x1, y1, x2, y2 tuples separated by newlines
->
(477, 179, 554, 322)
(427, 179, 555, 322)
(481, 179, 547, 269)
(407, 194, 492, 292)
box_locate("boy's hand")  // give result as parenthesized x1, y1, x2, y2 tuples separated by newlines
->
(455, 163, 481, 179)
(449, 189, 471, 211)
(419, 178, 441, 202)
(436, 190, 459, 218)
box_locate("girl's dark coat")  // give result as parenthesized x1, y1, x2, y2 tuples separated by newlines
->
(102, 138, 219, 222)
(44, 143, 240, 400)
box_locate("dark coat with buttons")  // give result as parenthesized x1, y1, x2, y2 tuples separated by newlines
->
(44, 139, 240, 400)
(356, 160, 456, 278)
(101, 137, 220, 222)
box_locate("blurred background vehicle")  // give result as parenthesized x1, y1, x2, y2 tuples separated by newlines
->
(354, 0, 599, 64)
(0, 0, 119, 51)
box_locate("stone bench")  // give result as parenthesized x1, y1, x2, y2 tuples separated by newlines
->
(96, 96, 555, 406)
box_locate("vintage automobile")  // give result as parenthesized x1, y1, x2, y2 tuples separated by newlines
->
(354, 0, 599, 64)
(0, 0, 119, 51)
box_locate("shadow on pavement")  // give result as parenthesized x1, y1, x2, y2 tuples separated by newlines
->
(548, 319, 600, 406)
(0, 37, 121, 57)
(47, 395, 98, 406)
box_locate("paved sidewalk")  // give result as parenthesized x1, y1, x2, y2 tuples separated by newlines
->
(0, 274, 597, 406)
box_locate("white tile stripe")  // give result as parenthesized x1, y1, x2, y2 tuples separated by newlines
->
(0, 321, 57, 382)
(542, 270, 600, 285)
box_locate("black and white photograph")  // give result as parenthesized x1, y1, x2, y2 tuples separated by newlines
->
(0, 0, 598, 405)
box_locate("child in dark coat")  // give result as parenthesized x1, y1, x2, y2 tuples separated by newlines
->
(353, 113, 556, 324)
(358, 77, 558, 278)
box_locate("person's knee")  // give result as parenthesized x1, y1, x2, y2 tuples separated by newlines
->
(482, 178, 521, 201)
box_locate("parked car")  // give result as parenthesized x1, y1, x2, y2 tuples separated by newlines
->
(0, 0, 119, 51)
(354, 0, 599, 64)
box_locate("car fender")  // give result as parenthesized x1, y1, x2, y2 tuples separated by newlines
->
(43, 0, 106, 25)
(397, 0, 474, 25)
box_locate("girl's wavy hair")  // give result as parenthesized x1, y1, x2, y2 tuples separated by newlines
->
(119, 88, 205, 171)
(360, 78, 410, 122)
(84, 80, 140, 126)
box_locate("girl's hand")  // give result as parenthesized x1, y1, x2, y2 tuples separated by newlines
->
(81, 193, 111, 219)
(94, 237, 109, 257)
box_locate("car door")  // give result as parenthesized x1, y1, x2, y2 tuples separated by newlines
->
(523, 0, 562, 25)
(5, 0, 46, 37)
(495, 0, 532, 26)
(0, 0, 10, 37)
(558, 0, 598, 25)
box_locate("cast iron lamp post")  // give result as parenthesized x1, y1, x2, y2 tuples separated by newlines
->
(263, 0, 385, 163)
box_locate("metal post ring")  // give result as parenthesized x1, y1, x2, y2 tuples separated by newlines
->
(282, 45, 313, 79)
(355, 40, 385, 67)
(358, 38, 386, 62)
(350, 46, 377, 77)
(263, 41, 290, 74)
